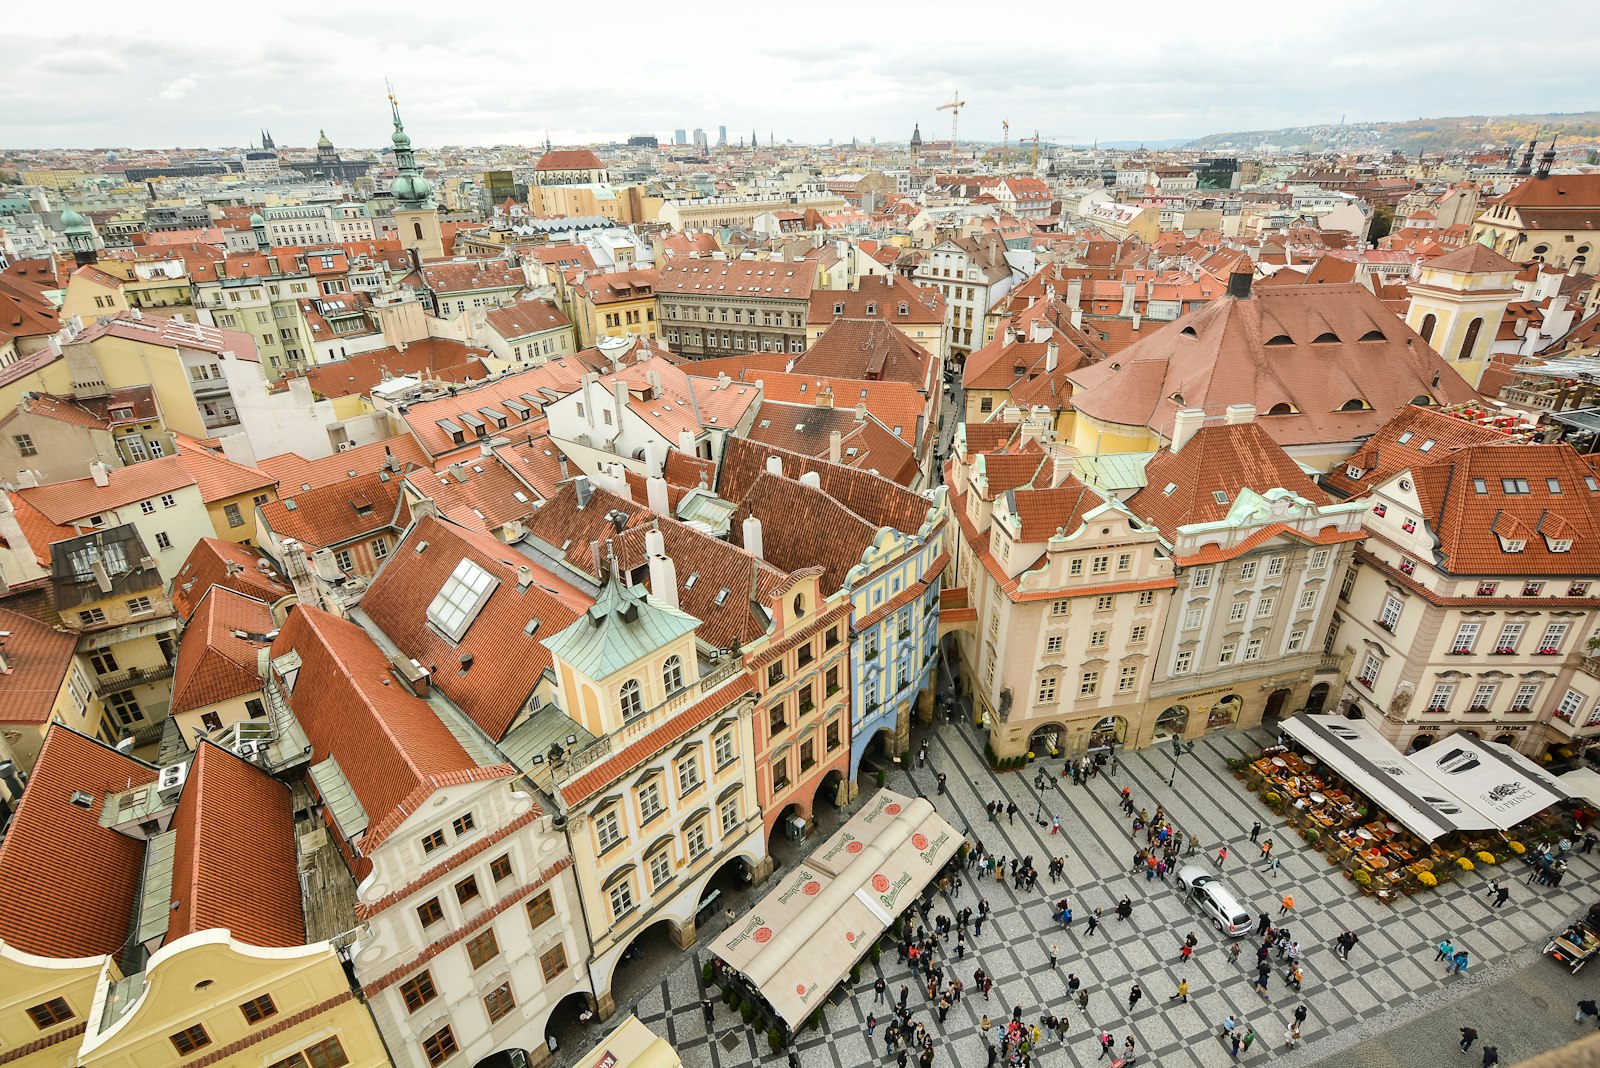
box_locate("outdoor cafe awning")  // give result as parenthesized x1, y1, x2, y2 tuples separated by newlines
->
(710, 790, 960, 1029)
(1280, 715, 1575, 841)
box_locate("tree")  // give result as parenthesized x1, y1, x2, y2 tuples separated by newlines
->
(1368, 203, 1394, 243)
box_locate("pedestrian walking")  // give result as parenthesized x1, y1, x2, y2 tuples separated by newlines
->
(1256, 912, 1271, 937)
(1051, 815, 1060, 836)
(1243, 1027, 1257, 1053)
(1217, 846, 1229, 867)
(1086, 910, 1100, 936)
(875, 978, 888, 1003)
(867, 1013, 878, 1037)
(1230, 942, 1243, 965)
(1078, 986, 1090, 1012)
(1170, 977, 1190, 1003)
(1450, 949, 1470, 974)
(1485, 877, 1502, 901)
(1253, 969, 1270, 996)
(1127, 983, 1142, 1012)
(937, 772, 947, 795)
(1048, 942, 1058, 967)
(1279, 893, 1294, 916)
(702, 997, 716, 1028)
(1096, 1031, 1115, 1061)
(1284, 1022, 1301, 1049)
(1230, 1033, 1243, 1060)
(1435, 938, 1454, 962)
(1460, 1026, 1478, 1052)
(1124, 1036, 1136, 1061)
(1006, 801, 1018, 824)
(918, 742, 928, 768)
(1249, 820, 1262, 843)
(1260, 839, 1273, 860)
(1481, 1046, 1499, 1067)
(1493, 886, 1511, 908)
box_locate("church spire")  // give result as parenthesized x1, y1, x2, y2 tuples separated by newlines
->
(385, 86, 434, 211)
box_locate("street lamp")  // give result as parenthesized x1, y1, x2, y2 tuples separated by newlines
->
(1033, 768, 1052, 823)
(1166, 734, 1196, 788)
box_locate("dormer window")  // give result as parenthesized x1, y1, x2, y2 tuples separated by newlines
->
(1312, 332, 1340, 344)
(1340, 399, 1367, 412)
(898, 303, 909, 316)
(1162, 482, 1177, 496)
(1265, 334, 1293, 346)
(1180, 327, 1198, 338)
(1401, 518, 1416, 533)
(1266, 402, 1295, 415)
(1346, 465, 1363, 480)
(1212, 490, 1229, 505)
(1501, 538, 1526, 553)
(1548, 537, 1573, 553)
(833, 303, 844, 316)
(865, 303, 876, 315)
(1358, 329, 1386, 341)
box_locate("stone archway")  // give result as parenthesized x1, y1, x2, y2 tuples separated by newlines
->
(540, 989, 599, 1060)
(1154, 705, 1189, 739)
(1263, 689, 1292, 724)
(815, 769, 846, 814)
(1088, 716, 1126, 751)
(1407, 734, 1435, 752)
(1306, 683, 1330, 713)
(1028, 723, 1067, 758)
(1493, 733, 1518, 746)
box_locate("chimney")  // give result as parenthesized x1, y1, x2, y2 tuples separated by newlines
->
(574, 475, 594, 509)
(815, 385, 834, 408)
(647, 475, 670, 514)
(558, 453, 570, 481)
(1119, 281, 1136, 317)
(677, 429, 696, 455)
(742, 513, 765, 559)
(517, 565, 534, 591)
(278, 538, 326, 611)
(611, 378, 629, 417)
(1029, 319, 1050, 343)
(0, 761, 24, 802)
(799, 471, 822, 489)
(1049, 442, 1075, 488)
(647, 368, 663, 398)
(1131, 311, 1141, 332)
(765, 456, 784, 477)
(1226, 270, 1253, 299)
(1065, 276, 1082, 310)
(1070, 305, 1083, 330)
(1045, 341, 1059, 373)
(89, 460, 110, 487)
(645, 525, 679, 609)
(1224, 403, 1256, 426)
(1171, 408, 1206, 452)
(644, 438, 668, 479)
(854, 402, 867, 422)
(829, 429, 842, 464)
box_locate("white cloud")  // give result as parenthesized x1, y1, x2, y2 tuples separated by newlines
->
(156, 73, 202, 101)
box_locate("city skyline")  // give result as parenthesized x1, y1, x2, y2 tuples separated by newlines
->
(6, 0, 1599, 149)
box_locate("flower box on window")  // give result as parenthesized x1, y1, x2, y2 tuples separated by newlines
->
(1399, 559, 1416, 575)
(1447, 649, 1475, 655)
(1537, 648, 1562, 655)
(1465, 706, 1491, 715)
(1477, 583, 1498, 596)
(1372, 503, 1387, 518)
(1492, 647, 1518, 655)
(1508, 706, 1532, 714)
(1401, 519, 1417, 533)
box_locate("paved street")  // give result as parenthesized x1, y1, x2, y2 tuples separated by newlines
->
(617, 716, 1600, 1067)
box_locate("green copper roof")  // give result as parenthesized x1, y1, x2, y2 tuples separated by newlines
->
(59, 204, 90, 233)
(543, 571, 700, 683)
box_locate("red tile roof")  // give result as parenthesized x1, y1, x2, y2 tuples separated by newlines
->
(806, 275, 944, 325)
(173, 433, 276, 503)
(170, 538, 295, 621)
(409, 455, 542, 535)
(1321, 404, 1512, 499)
(170, 587, 273, 714)
(791, 319, 935, 391)
(658, 260, 814, 300)
(716, 437, 934, 539)
(1005, 478, 1107, 542)
(535, 149, 605, 172)
(1, 492, 78, 568)
(1128, 422, 1329, 540)
(575, 269, 660, 306)
(301, 337, 490, 399)
(0, 726, 157, 958)
(400, 360, 595, 459)
(484, 299, 570, 339)
(0, 606, 76, 726)
(73, 310, 260, 362)
(166, 742, 304, 947)
(732, 471, 878, 591)
(360, 515, 586, 740)
(419, 259, 524, 296)
(258, 436, 429, 497)
(258, 470, 403, 552)
(15, 455, 195, 525)
(271, 606, 514, 855)
(1409, 442, 1600, 575)
(0, 386, 159, 432)
(1067, 284, 1480, 447)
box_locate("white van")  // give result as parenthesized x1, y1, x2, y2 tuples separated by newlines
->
(1175, 863, 1253, 937)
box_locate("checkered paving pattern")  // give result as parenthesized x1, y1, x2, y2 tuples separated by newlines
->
(620, 722, 1598, 1067)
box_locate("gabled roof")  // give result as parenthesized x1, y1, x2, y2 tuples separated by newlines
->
(612, 518, 789, 651)
(170, 537, 295, 621)
(170, 587, 273, 714)
(1067, 283, 1479, 447)
(657, 260, 814, 300)
(805, 275, 943, 325)
(735, 470, 879, 591)
(1408, 442, 1600, 575)
(1422, 243, 1523, 274)
(408, 454, 541, 536)
(173, 433, 275, 503)
(1496, 173, 1600, 210)
(0, 606, 76, 726)
(73, 310, 259, 361)
(484, 299, 570, 340)
(1321, 404, 1511, 499)
(0, 726, 158, 958)
(15, 455, 195, 525)
(1, 386, 159, 432)
(1128, 421, 1329, 540)
(301, 337, 490, 399)
(361, 515, 586, 739)
(271, 606, 514, 857)
(418, 258, 523, 296)
(535, 149, 605, 171)
(790, 319, 934, 391)
(259, 436, 429, 498)
(166, 742, 304, 947)
(1003, 478, 1107, 542)
(258, 470, 403, 551)
(716, 436, 934, 539)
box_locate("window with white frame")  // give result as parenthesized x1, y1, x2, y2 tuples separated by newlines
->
(1511, 682, 1540, 712)
(638, 780, 663, 822)
(714, 729, 736, 768)
(426, 558, 498, 641)
(1079, 671, 1099, 696)
(1238, 561, 1257, 581)
(648, 849, 672, 890)
(1118, 665, 1139, 692)
(686, 820, 709, 859)
(1539, 622, 1570, 653)
(1286, 629, 1305, 652)
(678, 757, 702, 794)
(720, 795, 740, 834)
(1356, 653, 1382, 688)
(1587, 700, 1600, 727)
(1256, 596, 1275, 618)
(607, 879, 634, 918)
(1183, 607, 1203, 630)
(1229, 601, 1247, 623)
(1046, 635, 1063, 653)
(1449, 623, 1480, 654)
(1379, 595, 1402, 633)
(1493, 622, 1523, 653)
(1219, 642, 1236, 665)
(1555, 689, 1584, 722)
(1266, 556, 1284, 578)
(1243, 638, 1263, 661)
(1192, 567, 1212, 589)
(595, 809, 622, 851)
(1310, 549, 1330, 570)
(1174, 649, 1193, 673)
(1298, 589, 1317, 612)
(1037, 676, 1058, 704)
(1050, 599, 1069, 617)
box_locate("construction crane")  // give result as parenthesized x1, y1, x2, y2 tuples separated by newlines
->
(1017, 130, 1040, 170)
(937, 92, 965, 157)
(1002, 119, 1010, 167)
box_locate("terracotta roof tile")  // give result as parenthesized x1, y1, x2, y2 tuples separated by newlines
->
(302, 337, 490, 399)
(658, 260, 814, 300)
(2, 492, 78, 568)
(360, 515, 586, 740)
(258, 436, 428, 498)
(166, 742, 304, 947)
(173, 434, 276, 503)
(806, 276, 943, 325)
(418, 259, 523, 296)
(0, 606, 76, 726)
(259, 470, 402, 553)
(484, 299, 570, 339)
(0, 726, 158, 958)
(732, 472, 877, 591)
(272, 607, 513, 854)
(716, 437, 933, 538)
(170, 587, 273, 714)
(535, 149, 605, 171)
(15, 455, 195, 525)
(790, 319, 935, 391)
(170, 538, 295, 621)
(1321, 404, 1512, 499)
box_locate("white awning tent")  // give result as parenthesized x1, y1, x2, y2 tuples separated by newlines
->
(710, 791, 960, 1029)
(1558, 766, 1600, 808)
(1279, 715, 1576, 842)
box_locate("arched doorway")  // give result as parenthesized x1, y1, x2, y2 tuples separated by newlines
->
(1459, 730, 1481, 740)
(769, 802, 805, 854)
(1088, 716, 1126, 751)
(473, 1049, 531, 1068)
(1207, 695, 1242, 730)
(815, 769, 846, 813)
(1028, 723, 1066, 758)
(1407, 734, 1435, 752)
(1493, 733, 1518, 746)
(1306, 683, 1330, 713)
(1154, 705, 1189, 739)
(542, 990, 598, 1059)
(1263, 689, 1292, 724)
(610, 921, 681, 1008)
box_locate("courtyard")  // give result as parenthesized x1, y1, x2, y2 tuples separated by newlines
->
(602, 716, 1600, 1067)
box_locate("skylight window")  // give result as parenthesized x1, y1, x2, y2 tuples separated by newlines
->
(1397, 431, 1414, 444)
(1419, 440, 1436, 451)
(1501, 478, 1530, 494)
(713, 588, 730, 607)
(1162, 482, 1178, 496)
(427, 558, 498, 641)
(1213, 490, 1230, 505)
(1473, 479, 1487, 493)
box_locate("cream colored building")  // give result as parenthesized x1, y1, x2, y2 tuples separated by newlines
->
(1404, 244, 1521, 389)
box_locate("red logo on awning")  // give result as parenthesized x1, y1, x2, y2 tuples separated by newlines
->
(871, 874, 891, 893)
(885, 803, 902, 815)
(846, 841, 864, 854)
(912, 833, 929, 850)
(753, 926, 773, 943)
(803, 880, 821, 896)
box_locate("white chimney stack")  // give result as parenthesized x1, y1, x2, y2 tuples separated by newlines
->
(1224, 403, 1256, 426)
(677, 429, 696, 455)
(647, 475, 670, 514)
(765, 456, 783, 477)
(89, 460, 110, 487)
(1045, 341, 1059, 373)
(799, 471, 822, 489)
(828, 430, 842, 464)
(1171, 408, 1206, 453)
(646, 525, 679, 609)
(742, 514, 765, 560)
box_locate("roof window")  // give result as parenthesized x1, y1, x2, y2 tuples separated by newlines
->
(1418, 439, 1436, 451)
(1312, 332, 1340, 344)
(1501, 478, 1530, 494)
(1548, 478, 1563, 494)
(1266, 402, 1295, 416)
(1180, 326, 1198, 338)
(1340, 399, 1367, 412)
(1358, 329, 1386, 341)
(1397, 431, 1414, 444)
(1162, 482, 1178, 496)
(1265, 334, 1293, 346)
(1212, 490, 1230, 505)
(427, 558, 498, 642)
(1472, 479, 1487, 494)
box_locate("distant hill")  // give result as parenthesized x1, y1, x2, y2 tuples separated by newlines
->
(1181, 112, 1600, 154)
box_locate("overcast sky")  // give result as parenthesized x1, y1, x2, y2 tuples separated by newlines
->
(4, 0, 1597, 150)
